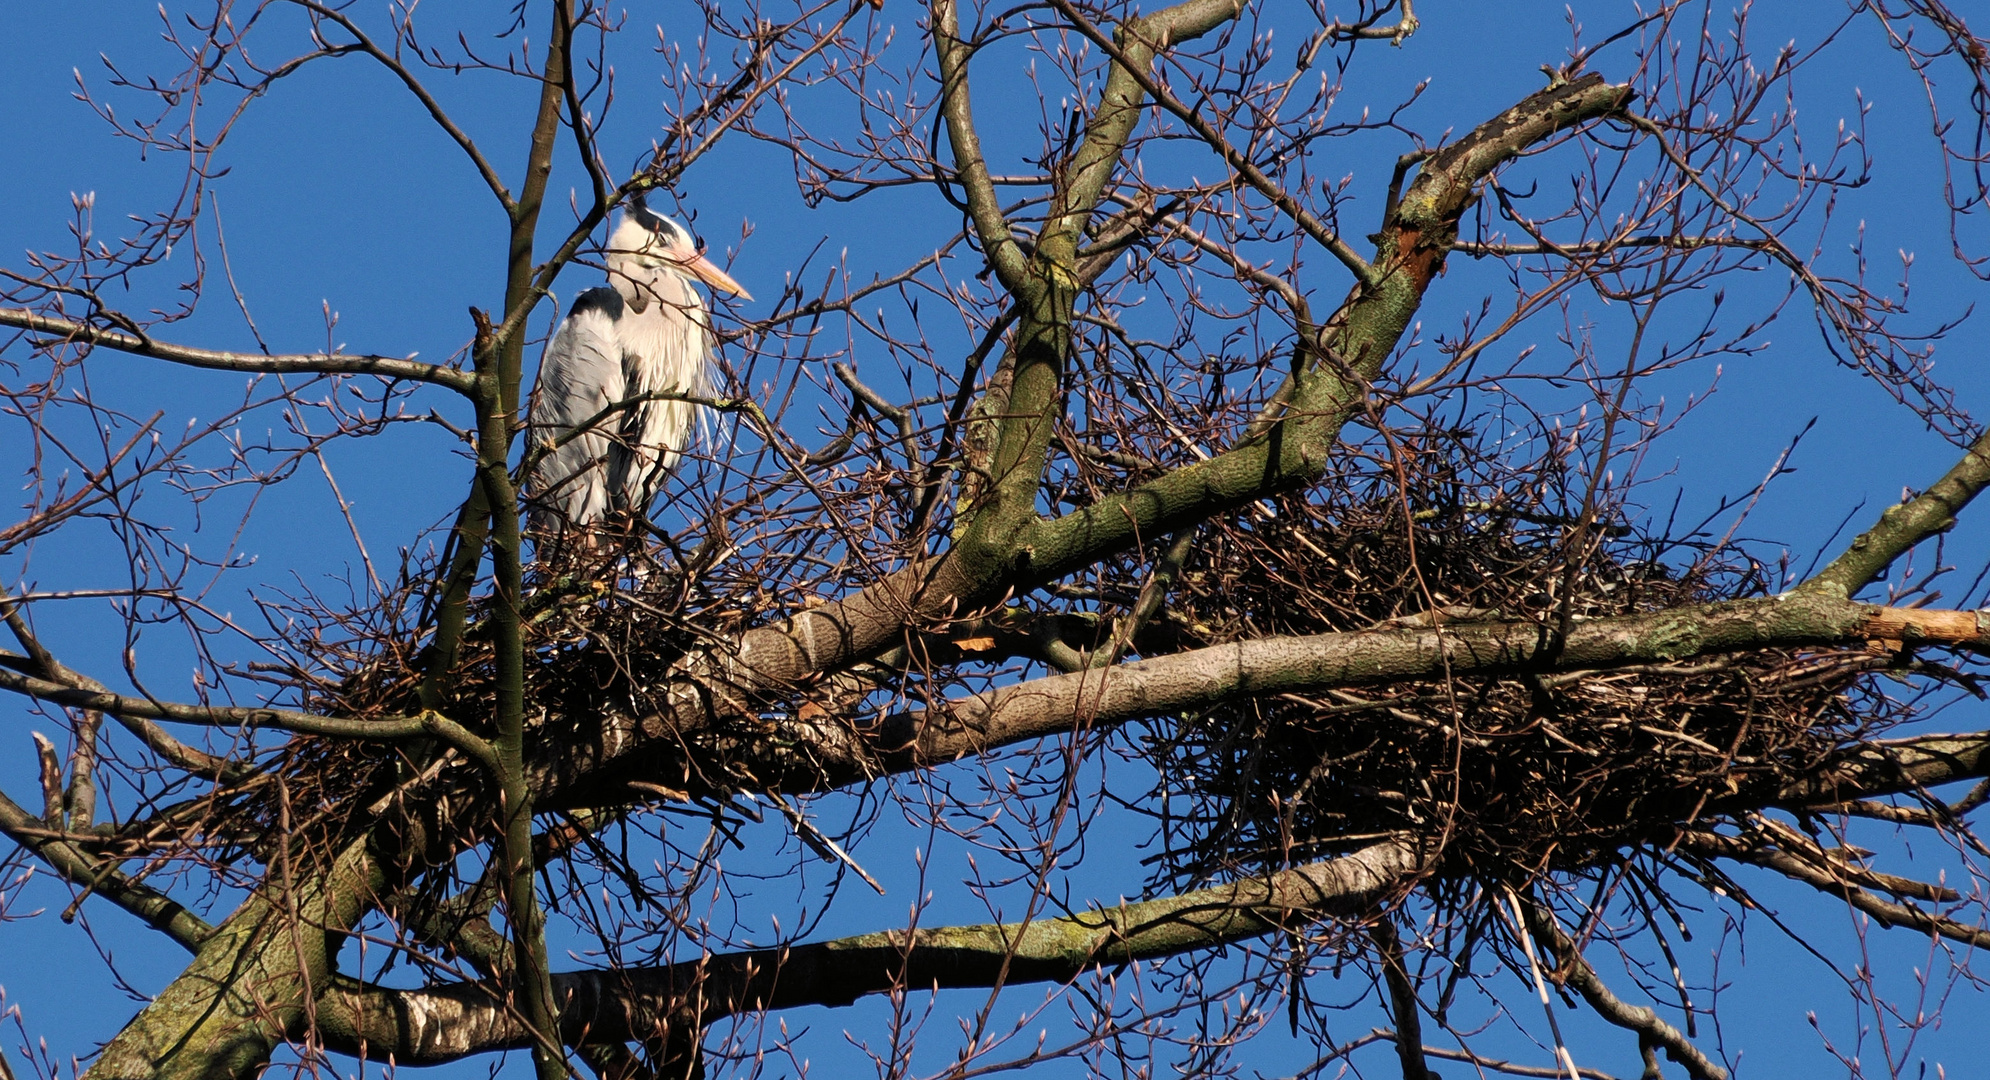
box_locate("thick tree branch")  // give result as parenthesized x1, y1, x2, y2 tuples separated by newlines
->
(952, 3, 1245, 563)
(1799, 428, 1990, 600)
(479, 386, 567, 1078)
(87, 838, 384, 1080)
(313, 839, 1425, 1064)
(1037, 0, 1245, 262)
(537, 596, 1990, 805)
(850, 597, 1986, 785)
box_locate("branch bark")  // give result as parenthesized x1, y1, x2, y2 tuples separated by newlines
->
(313, 839, 1425, 1063)
(538, 74, 1638, 805)
(1519, 899, 1728, 1080)
(833, 596, 1988, 791)
(1799, 428, 1990, 600)
(0, 308, 474, 392)
(86, 838, 384, 1080)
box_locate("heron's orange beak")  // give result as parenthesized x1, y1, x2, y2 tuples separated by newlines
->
(680, 252, 752, 302)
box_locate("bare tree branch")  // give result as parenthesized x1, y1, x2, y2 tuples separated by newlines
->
(1520, 898, 1728, 1080)
(0, 308, 474, 391)
(0, 784, 213, 950)
(316, 839, 1427, 1063)
(1800, 427, 1990, 599)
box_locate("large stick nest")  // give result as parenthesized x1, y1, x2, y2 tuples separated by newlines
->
(224, 551, 751, 857)
(1141, 428, 1922, 888)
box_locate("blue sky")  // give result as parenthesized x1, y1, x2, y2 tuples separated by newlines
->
(4, 2, 1990, 1078)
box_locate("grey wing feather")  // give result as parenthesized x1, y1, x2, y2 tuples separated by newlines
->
(526, 289, 627, 534)
(607, 274, 712, 516)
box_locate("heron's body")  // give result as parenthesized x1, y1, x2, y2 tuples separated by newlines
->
(526, 199, 746, 540)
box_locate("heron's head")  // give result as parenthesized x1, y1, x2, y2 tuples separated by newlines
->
(607, 195, 753, 302)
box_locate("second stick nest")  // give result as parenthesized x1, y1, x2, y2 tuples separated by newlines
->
(1142, 431, 1920, 888)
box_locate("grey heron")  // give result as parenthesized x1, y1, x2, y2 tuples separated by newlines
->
(526, 195, 750, 541)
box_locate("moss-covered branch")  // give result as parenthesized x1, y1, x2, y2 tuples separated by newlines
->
(1799, 428, 1990, 600)
(1036, 0, 1244, 260)
(956, 0, 1244, 577)
(1013, 74, 1634, 586)
(85, 838, 383, 1080)
(1047, 0, 1377, 283)
(314, 839, 1424, 1064)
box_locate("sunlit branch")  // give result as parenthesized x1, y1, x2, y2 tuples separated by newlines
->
(857, 597, 1990, 784)
(0, 307, 474, 391)
(1799, 427, 1990, 599)
(1036, 0, 1244, 261)
(1775, 732, 1990, 808)
(87, 837, 385, 1078)
(1517, 897, 1728, 1080)
(315, 839, 1426, 1064)
(1047, 0, 1378, 286)
(0, 784, 212, 950)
